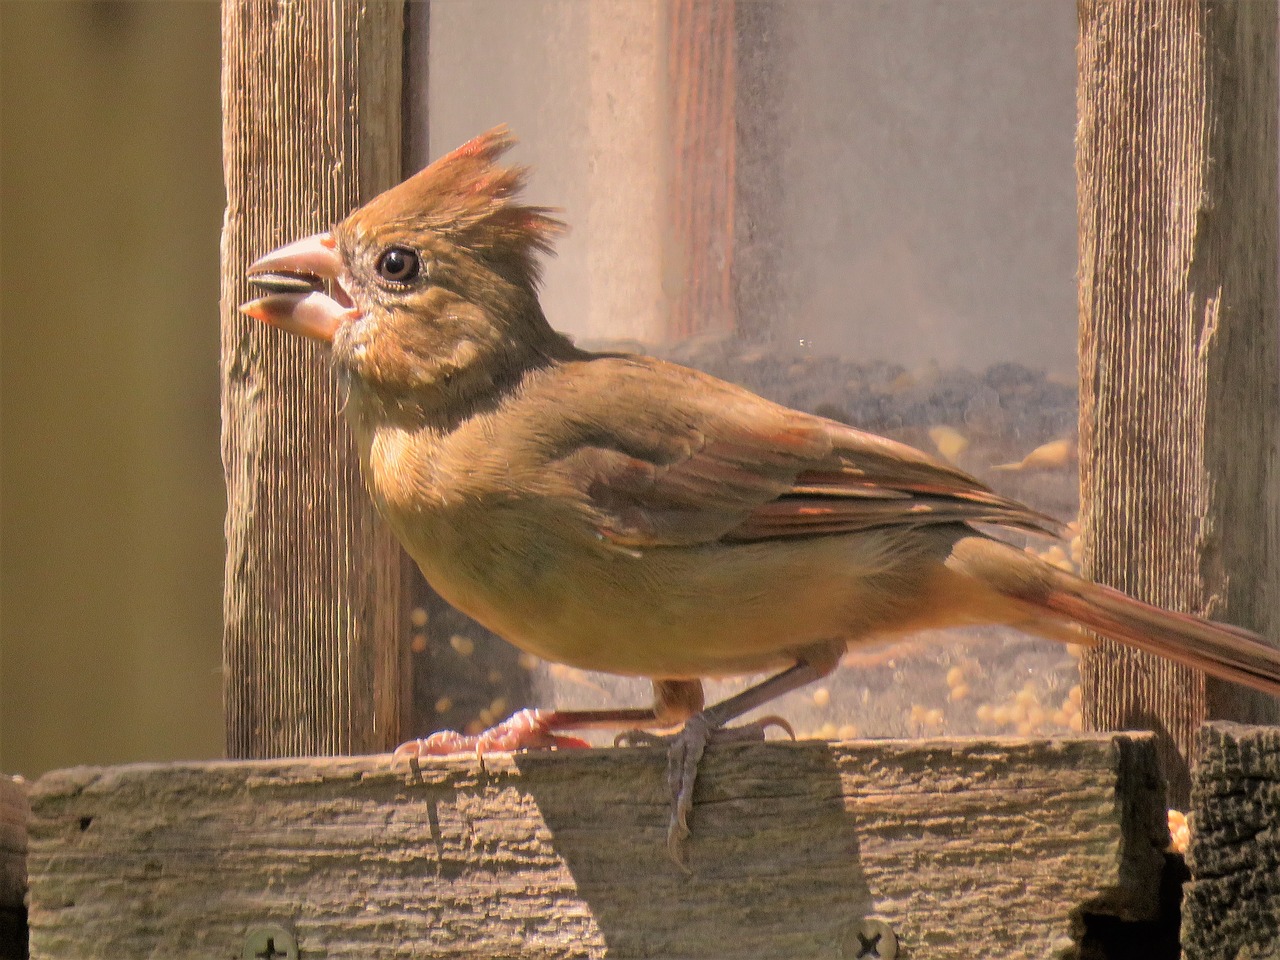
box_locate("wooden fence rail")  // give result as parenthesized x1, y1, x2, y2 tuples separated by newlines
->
(24, 734, 1170, 960)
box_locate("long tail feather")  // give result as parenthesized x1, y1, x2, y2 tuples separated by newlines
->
(949, 535, 1280, 697)
(1041, 577, 1280, 696)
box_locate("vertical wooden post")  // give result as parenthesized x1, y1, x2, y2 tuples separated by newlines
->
(1077, 0, 1280, 804)
(220, 0, 409, 758)
(666, 0, 736, 340)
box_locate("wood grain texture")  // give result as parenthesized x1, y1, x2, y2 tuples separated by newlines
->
(666, 0, 736, 340)
(0, 776, 26, 960)
(1076, 0, 1280, 806)
(28, 735, 1166, 959)
(1183, 723, 1280, 960)
(220, 0, 410, 758)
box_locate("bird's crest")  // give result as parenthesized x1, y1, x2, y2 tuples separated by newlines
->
(348, 126, 565, 286)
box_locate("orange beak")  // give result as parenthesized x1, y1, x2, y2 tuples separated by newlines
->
(239, 232, 359, 343)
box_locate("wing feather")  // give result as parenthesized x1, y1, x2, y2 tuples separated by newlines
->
(530, 355, 1061, 548)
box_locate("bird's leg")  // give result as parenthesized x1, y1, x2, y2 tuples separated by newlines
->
(393, 679, 704, 758)
(641, 647, 842, 867)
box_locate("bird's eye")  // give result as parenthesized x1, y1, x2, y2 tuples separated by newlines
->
(376, 246, 419, 284)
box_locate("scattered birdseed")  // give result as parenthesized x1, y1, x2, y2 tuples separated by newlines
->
(1167, 810, 1189, 854)
(449, 635, 474, 657)
(992, 437, 1077, 472)
(928, 425, 969, 464)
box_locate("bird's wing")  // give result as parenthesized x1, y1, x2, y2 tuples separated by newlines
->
(534, 356, 1060, 549)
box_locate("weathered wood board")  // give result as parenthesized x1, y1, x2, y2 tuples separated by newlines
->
(27, 735, 1165, 959)
(1183, 723, 1280, 960)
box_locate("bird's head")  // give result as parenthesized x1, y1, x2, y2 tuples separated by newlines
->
(240, 126, 569, 417)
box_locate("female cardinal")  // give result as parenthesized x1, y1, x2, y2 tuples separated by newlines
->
(242, 127, 1280, 863)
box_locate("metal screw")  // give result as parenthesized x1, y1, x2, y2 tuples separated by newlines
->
(243, 925, 299, 960)
(844, 917, 897, 960)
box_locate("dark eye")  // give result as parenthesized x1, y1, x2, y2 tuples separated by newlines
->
(376, 246, 419, 284)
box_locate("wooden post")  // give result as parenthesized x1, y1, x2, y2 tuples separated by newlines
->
(220, 0, 410, 758)
(1076, 0, 1280, 805)
(665, 0, 736, 340)
(1183, 723, 1280, 960)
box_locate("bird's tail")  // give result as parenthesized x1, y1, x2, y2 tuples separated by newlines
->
(951, 536, 1280, 697)
(1040, 574, 1280, 695)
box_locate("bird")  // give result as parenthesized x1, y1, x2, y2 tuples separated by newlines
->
(241, 126, 1280, 864)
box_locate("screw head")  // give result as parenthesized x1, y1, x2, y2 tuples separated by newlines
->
(844, 917, 897, 960)
(243, 924, 299, 960)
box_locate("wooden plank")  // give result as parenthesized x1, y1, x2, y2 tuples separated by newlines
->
(28, 734, 1167, 959)
(220, 0, 410, 758)
(665, 0, 736, 340)
(1076, 0, 1280, 806)
(1183, 723, 1280, 960)
(0, 776, 26, 960)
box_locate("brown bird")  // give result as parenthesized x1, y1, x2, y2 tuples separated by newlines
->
(242, 127, 1280, 863)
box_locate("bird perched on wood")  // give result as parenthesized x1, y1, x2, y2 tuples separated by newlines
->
(242, 127, 1280, 865)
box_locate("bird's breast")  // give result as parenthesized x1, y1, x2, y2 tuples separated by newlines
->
(355, 421, 972, 680)
(381, 498, 951, 679)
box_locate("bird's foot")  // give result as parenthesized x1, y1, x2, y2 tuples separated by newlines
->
(617, 714, 795, 868)
(393, 708, 591, 759)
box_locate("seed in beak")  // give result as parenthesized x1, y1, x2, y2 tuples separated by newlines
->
(247, 272, 326, 295)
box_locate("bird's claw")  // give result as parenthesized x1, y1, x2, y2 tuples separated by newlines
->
(711, 714, 797, 743)
(393, 708, 591, 759)
(613, 714, 794, 749)
(664, 714, 710, 869)
(615, 713, 796, 869)
(613, 728, 665, 748)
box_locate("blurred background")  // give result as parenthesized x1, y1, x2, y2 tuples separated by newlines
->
(2, 0, 1080, 777)
(2, 3, 225, 776)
